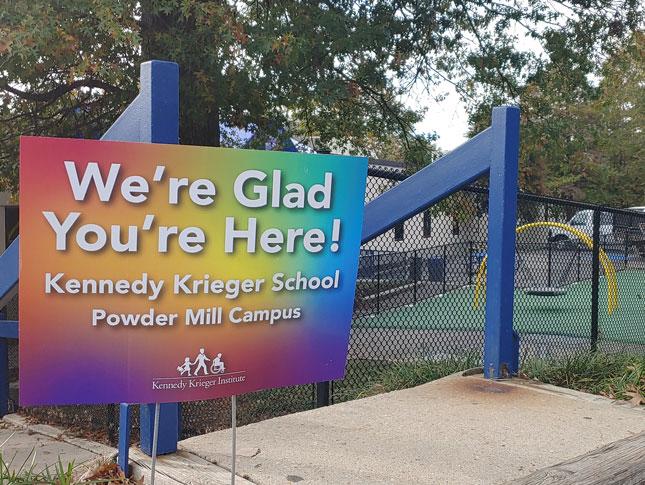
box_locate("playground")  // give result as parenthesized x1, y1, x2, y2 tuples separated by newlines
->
(2, 121, 644, 482)
(1, 3, 644, 481)
(355, 269, 645, 345)
(2, 132, 644, 482)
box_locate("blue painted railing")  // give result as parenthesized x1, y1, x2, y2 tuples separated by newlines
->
(361, 107, 520, 377)
(0, 59, 520, 472)
(0, 237, 20, 417)
(0, 238, 18, 310)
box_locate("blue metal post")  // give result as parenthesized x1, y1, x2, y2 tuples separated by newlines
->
(361, 129, 492, 243)
(359, 106, 521, 377)
(0, 238, 19, 418)
(139, 402, 180, 455)
(102, 60, 180, 461)
(483, 106, 520, 378)
(0, 238, 19, 310)
(117, 403, 132, 472)
(0, 309, 7, 417)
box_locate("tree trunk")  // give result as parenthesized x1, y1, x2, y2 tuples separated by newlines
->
(138, 1, 221, 147)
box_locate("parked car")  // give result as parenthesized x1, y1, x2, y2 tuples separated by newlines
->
(548, 209, 613, 246)
(613, 206, 645, 257)
(625, 206, 645, 214)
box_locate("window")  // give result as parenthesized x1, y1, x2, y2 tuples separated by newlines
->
(569, 211, 590, 226)
(394, 222, 404, 241)
(423, 211, 432, 238)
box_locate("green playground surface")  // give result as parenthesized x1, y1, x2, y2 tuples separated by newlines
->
(354, 269, 645, 344)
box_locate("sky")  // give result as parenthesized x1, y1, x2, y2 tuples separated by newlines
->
(410, 18, 549, 153)
(412, 82, 470, 153)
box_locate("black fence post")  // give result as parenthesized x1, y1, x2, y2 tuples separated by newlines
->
(442, 244, 447, 294)
(624, 216, 631, 269)
(107, 404, 117, 445)
(591, 210, 601, 352)
(547, 239, 553, 287)
(468, 241, 474, 285)
(376, 253, 381, 314)
(0, 308, 7, 417)
(315, 381, 330, 407)
(413, 249, 418, 303)
(576, 243, 581, 282)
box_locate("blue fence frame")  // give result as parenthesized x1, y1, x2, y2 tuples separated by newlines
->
(361, 107, 520, 377)
(0, 60, 520, 471)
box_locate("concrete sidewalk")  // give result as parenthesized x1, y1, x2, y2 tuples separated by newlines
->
(180, 373, 644, 485)
(1, 414, 116, 477)
(1, 414, 251, 484)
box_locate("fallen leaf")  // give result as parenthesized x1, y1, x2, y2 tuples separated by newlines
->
(624, 391, 644, 405)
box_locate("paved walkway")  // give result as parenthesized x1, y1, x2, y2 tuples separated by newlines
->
(1, 413, 251, 484)
(180, 373, 644, 485)
(1, 414, 116, 478)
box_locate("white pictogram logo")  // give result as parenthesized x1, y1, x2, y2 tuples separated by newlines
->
(177, 349, 225, 376)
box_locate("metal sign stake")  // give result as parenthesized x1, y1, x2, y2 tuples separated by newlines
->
(150, 402, 161, 485)
(231, 395, 237, 485)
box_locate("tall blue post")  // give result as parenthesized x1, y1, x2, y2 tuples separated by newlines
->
(0, 238, 19, 417)
(101, 60, 181, 463)
(117, 402, 132, 472)
(483, 106, 520, 378)
(360, 105, 521, 378)
(0, 310, 7, 417)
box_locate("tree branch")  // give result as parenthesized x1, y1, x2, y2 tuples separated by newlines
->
(457, 0, 519, 99)
(332, 67, 415, 150)
(0, 79, 121, 102)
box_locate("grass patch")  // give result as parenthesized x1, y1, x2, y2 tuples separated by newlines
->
(0, 428, 136, 484)
(335, 352, 644, 405)
(521, 352, 644, 403)
(0, 456, 75, 485)
(335, 353, 480, 402)
(0, 452, 136, 484)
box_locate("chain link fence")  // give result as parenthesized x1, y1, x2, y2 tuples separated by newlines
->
(333, 166, 644, 402)
(4, 163, 644, 443)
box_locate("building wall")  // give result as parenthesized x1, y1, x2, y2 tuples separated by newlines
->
(362, 174, 489, 252)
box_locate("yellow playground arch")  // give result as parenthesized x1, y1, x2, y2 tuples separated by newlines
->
(473, 222, 618, 314)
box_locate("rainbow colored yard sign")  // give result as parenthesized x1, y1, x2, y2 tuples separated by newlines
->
(19, 136, 367, 405)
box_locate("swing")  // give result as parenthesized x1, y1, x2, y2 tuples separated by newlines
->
(516, 247, 577, 297)
(524, 286, 567, 297)
(473, 222, 619, 315)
